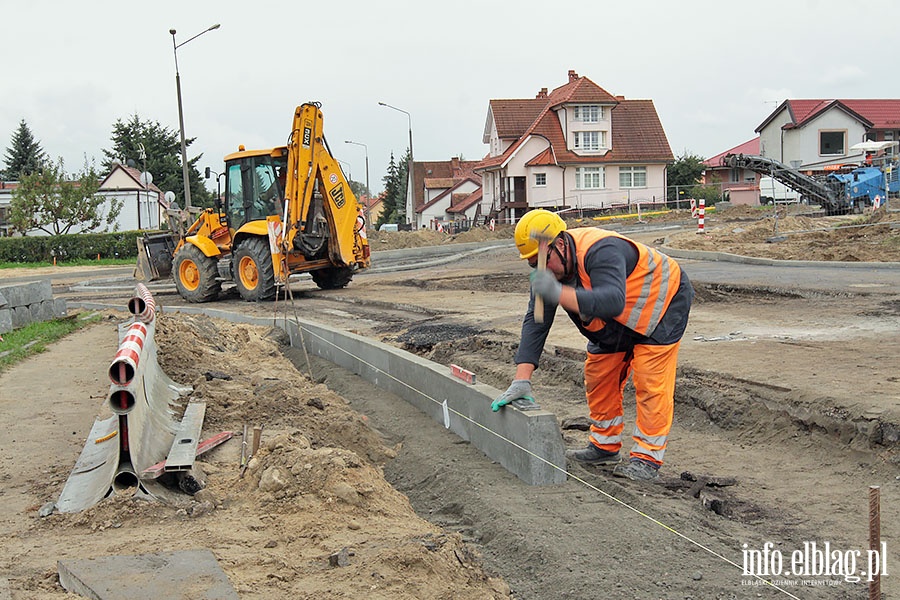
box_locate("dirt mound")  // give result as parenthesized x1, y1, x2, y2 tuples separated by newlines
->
(27, 313, 509, 599)
(665, 207, 900, 262)
(367, 226, 513, 251)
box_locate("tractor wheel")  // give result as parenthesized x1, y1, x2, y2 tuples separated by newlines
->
(233, 237, 277, 302)
(172, 244, 221, 303)
(311, 266, 354, 290)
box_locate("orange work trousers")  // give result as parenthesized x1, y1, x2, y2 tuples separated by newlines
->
(583, 341, 680, 466)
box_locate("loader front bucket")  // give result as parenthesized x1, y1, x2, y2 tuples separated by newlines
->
(134, 233, 176, 281)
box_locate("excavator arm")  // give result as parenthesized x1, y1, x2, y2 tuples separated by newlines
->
(284, 102, 365, 268)
(722, 153, 847, 214)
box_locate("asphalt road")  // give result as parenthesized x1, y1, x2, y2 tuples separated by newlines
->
(2, 234, 898, 298)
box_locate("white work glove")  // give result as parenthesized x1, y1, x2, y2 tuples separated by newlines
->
(531, 270, 562, 305)
(492, 379, 538, 412)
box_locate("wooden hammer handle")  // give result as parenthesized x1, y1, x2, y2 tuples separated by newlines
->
(534, 239, 548, 323)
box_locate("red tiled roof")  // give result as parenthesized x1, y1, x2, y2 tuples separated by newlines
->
(424, 177, 456, 189)
(546, 73, 619, 108)
(489, 99, 546, 139)
(447, 187, 483, 214)
(412, 159, 481, 210)
(416, 176, 481, 213)
(703, 137, 760, 167)
(525, 147, 557, 167)
(757, 99, 900, 132)
(99, 164, 164, 194)
(476, 71, 672, 173)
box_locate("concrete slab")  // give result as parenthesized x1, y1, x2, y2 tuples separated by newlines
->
(10, 305, 30, 329)
(0, 280, 52, 308)
(57, 548, 238, 600)
(0, 308, 11, 334)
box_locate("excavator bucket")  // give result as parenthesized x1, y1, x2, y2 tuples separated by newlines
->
(134, 233, 176, 282)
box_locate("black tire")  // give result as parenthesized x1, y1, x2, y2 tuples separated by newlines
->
(311, 266, 354, 290)
(172, 244, 221, 303)
(233, 237, 277, 301)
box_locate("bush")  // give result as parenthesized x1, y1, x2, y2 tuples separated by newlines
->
(0, 230, 143, 263)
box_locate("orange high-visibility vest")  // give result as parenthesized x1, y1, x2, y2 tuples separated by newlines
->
(567, 228, 681, 337)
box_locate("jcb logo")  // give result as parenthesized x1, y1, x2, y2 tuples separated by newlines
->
(302, 126, 312, 148)
(330, 183, 345, 208)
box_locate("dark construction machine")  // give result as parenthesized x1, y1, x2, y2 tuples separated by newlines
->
(722, 153, 899, 215)
(135, 102, 370, 302)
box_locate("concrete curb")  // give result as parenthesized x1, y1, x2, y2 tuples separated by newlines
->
(154, 304, 567, 486)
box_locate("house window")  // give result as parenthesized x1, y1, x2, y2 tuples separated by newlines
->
(573, 105, 602, 122)
(820, 131, 845, 156)
(534, 173, 546, 187)
(575, 167, 604, 189)
(574, 131, 605, 151)
(619, 166, 647, 188)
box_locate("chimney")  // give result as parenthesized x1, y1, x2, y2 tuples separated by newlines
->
(451, 156, 460, 177)
(568, 69, 578, 82)
(615, 95, 625, 101)
(536, 87, 548, 99)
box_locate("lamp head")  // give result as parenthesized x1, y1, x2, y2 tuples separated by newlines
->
(209, 24, 221, 30)
(169, 28, 177, 35)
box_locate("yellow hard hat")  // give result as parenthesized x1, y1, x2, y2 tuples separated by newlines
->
(514, 209, 567, 260)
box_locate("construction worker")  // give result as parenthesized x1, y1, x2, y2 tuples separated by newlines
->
(493, 209, 694, 481)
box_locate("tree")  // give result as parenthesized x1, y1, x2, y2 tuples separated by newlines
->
(666, 152, 708, 205)
(377, 152, 403, 227)
(2, 119, 47, 180)
(347, 178, 368, 201)
(101, 113, 212, 208)
(9, 158, 122, 236)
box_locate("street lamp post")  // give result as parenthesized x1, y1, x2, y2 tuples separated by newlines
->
(170, 23, 220, 210)
(344, 140, 370, 218)
(378, 102, 413, 225)
(337, 160, 352, 182)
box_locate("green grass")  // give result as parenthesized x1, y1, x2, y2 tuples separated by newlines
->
(0, 312, 103, 373)
(0, 258, 134, 269)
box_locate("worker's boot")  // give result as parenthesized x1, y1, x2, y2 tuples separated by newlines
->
(613, 458, 660, 481)
(565, 444, 619, 465)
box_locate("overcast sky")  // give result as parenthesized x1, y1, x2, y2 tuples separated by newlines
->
(3, 0, 899, 195)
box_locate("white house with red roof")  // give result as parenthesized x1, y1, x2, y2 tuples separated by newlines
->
(757, 99, 900, 172)
(411, 156, 482, 229)
(98, 163, 167, 231)
(476, 70, 673, 223)
(0, 163, 167, 236)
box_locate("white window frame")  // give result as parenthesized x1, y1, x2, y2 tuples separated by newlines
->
(574, 131, 604, 152)
(573, 105, 602, 122)
(619, 166, 647, 188)
(534, 173, 546, 187)
(575, 166, 604, 189)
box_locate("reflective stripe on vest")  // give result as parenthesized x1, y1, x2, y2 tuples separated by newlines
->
(568, 228, 681, 337)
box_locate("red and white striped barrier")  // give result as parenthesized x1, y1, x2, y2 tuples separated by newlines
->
(128, 283, 156, 323)
(59, 284, 194, 512)
(108, 321, 148, 386)
(697, 199, 706, 234)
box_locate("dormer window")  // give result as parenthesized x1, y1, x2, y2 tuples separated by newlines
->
(573, 105, 603, 122)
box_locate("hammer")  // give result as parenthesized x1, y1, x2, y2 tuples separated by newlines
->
(529, 228, 552, 323)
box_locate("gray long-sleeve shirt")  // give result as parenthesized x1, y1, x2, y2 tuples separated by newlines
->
(514, 232, 693, 368)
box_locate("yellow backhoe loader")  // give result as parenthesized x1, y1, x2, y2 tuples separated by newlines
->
(135, 102, 370, 302)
